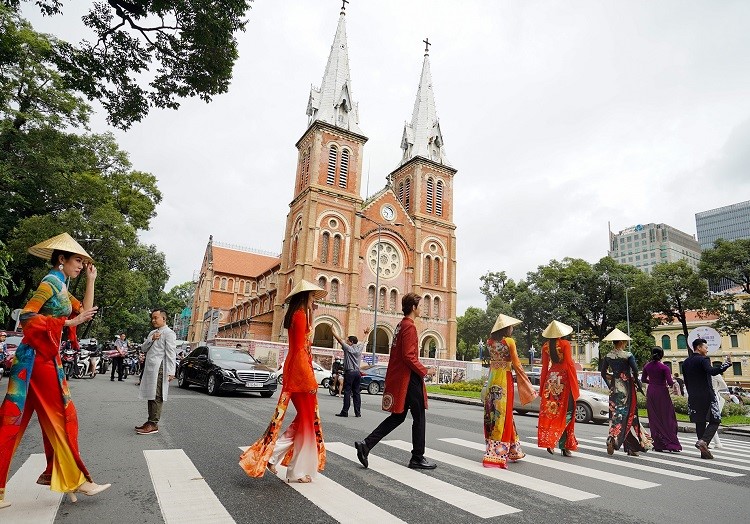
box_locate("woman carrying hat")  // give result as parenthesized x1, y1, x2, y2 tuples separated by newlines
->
(482, 314, 535, 469)
(0, 233, 110, 510)
(641, 347, 682, 452)
(537, 321, 579, 457)
(240, 280, 327, 483)
(600, 328, 649, 456)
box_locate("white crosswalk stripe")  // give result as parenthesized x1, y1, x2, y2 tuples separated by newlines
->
(2, 454, 62, 524)
(381, 439, 599, 501)
(441, 438, 660, 489)
(326, 441, 521, 517)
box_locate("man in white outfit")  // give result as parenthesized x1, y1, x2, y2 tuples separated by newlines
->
(136, 309, 177, 435)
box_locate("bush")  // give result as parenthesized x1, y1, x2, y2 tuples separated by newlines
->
(440, 380, 483, 392)
(723, 402, 748, 417)
(671, 395, 689, 415)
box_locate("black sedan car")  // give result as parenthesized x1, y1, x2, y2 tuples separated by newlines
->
(360, 365, 388, 395)
(177, 346, 277, 397)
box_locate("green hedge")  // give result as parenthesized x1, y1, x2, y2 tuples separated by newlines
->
(439, 379, 484, 392)
(637, 392, 747, 417)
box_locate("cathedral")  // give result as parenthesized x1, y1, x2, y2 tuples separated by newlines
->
(189, 6, 458, 359)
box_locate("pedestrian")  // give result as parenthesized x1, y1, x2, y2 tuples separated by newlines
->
(111, 332, 127, 381)
(135, 309, 177, 435)
(0, 233, 110, 510)
(332, 326, 370, 417)
(641, 347, 682, 452)
(710, 373, 728, 449)
(479, 314, 535, 468)
(0, 332, 7, 381)
(354, 293, 437, 470)
(682, 338, 731, 459)
(239, 280, 327, 483)
(673, 373, 686, 397)
(537, 320, 579, 457)
(600, 328, 649, 457)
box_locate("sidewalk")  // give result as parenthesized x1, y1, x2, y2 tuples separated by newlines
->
(426, 392, 750, 436)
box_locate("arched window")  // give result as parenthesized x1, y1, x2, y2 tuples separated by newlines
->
(436, 180, 444, 216)
(228, 278, 234, 291)
(433, 296, 440, 318)
(320, 232, 330, 263)
(423, 295, 431, 317)
(426, 177, 434, 213)
(424, 255, 432, 284)
(326, 145, 338, 185)
(339, 149, 349, 188)
(287, 278, 293, 296)
(676, 334, 687, 349)
(213, 276, 220, 289)
(290, 236, 298, 264)
(253, 302, 259, 316)
(661, 335, 671, 350)
(303, 147, 311, 186)
(389, 289, 397, 311)
(433, 257, 440, 286)
(330, 279, 339, 303)
(379, 287, 386, 311)
(251, 282, 257, 293)
(262, 298, 268, 312)
(220, 277, 227, 291)
(244, 281, 251, 293)
(404, 178, 411, 210)
(398, 182, 404, 205)
(332, 235, 341, 266)
(367, 285, 375, 308)
(318, 276, 327, 291)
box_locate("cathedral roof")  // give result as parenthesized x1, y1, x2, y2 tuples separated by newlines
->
(211, 244, 280, 278)
(306, 7, 363, 135)
(399, 45, 450, 167)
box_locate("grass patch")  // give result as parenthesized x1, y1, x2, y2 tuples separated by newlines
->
(638, 408, 750, 426)
(426, 385, 481, 399)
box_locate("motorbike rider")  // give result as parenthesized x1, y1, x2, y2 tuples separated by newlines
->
(0, 332, 7, 379)
(331, 357, 344, 396)
(86, 339, 100, 377)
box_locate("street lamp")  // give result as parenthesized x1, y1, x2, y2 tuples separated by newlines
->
(625, 286, 635, 349)
(356, 212, 403, 364)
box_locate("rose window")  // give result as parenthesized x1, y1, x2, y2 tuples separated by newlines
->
(368, 241, 402, 279)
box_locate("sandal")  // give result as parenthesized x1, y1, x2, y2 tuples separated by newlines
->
(287, 475, 312, 483)
(562, 449, 572, 457)
(266, 463, 277, 475)
(546, 448, 554, 455)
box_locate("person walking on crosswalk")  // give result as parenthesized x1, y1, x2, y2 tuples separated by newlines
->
(479, 314, 535, 469)
(135, 309, 177, 435)
(354, 293, 437, 470)
(537, 320, 579, 457)
(641, 347, 682, 452)
(600, 328, 649, 457)
(0, 233, 110, 510)
(240, 280, 327, 483)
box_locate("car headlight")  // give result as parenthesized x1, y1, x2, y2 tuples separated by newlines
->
(220, 369, 235, 378)
(269, 371, 277, 380)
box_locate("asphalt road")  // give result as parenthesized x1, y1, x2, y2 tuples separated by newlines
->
(5, 374, 750, 523)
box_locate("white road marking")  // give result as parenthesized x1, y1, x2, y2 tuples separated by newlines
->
(2, 454, 62, 524)
(326, 441, 520, 517)
(381, 440, 598, 501)
(441, 438, 659, 489)
(145, 449, 235, 524)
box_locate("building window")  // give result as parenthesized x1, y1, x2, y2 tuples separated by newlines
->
(433, 296, 440, 318)
(435, 180, 443, 216)
(320, 232, 330, 264)
(332, 235, 341, 266)
(676, 334, 687, 349)
(327, 145, 338, 185)
(404, 178, 411, 210)
(379, 287, 386, 311)
(424, 255, 432, 284)
(733, 362, 742, 376)
(426, 178, 434, 213)
(398, 182, 404, 205)
(367, 285, 375, 308)
(730, 334, 739, 347)
(661, 335, 671, 350)
(389, 289, 397, 311)
(304, 147, 311, 186)
(339, 149, 349, 188)
(245, 281, 250, 293)
(423, 295, 431, 317)
(433, 257, 440, 286)
(318, 276, 327, 291)
(330, 279, 339, 303)
(220, 277, 227, 291)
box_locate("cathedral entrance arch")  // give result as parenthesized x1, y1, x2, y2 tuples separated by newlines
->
(313, 323, 334, 348)
(366, 326, 391, 355)
(421, 336, 438, 358)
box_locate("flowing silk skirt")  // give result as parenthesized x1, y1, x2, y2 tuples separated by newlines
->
(483, 368, 524, 467)
(645, 385, 682, 451)
(608, 375, 648, 452)
(538, 367, 578, 451)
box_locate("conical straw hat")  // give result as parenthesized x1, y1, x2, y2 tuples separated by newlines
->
(28, 233, 93, 263)
(542, 320, 574, 339)
(285, 279, 327, 302)
(490, 313, 522, 334)
(602, 327, 631, 342)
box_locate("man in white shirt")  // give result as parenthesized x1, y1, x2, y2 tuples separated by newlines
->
(136, 309, 177, 435)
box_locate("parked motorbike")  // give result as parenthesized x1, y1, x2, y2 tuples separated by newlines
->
(61, 343, 79, 380)
(75, 347, 91, 379)
(329, 370, 343, 396)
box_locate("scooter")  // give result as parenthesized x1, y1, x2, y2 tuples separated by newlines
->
(75, 348, 91, 379)
(329, 370, 343, 396)
(61, 344, 78, 380)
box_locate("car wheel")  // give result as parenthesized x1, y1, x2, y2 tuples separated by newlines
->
(322, 378, 331, 389)
(207, 374, 220, 396)
(367, 382, 380, 395)
(178, 369, 189, 389)
(260, 391, 274, 398)
(277, 374, 283, 385)
(575, 401, 593, 423)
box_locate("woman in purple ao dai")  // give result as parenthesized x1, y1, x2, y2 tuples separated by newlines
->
(641, 347, 681, 452)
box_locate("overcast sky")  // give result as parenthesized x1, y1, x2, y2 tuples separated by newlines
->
(27, 0, 750, 314)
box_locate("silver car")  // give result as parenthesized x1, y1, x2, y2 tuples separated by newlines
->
(513, 372, 609, 424)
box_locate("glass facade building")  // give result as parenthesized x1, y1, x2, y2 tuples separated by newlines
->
(695, 200, 750, 249)
(608, 223, 701, 274)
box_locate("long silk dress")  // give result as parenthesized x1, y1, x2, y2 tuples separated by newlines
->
(0, 270, 93, 501)
(239, 309, 325, 480)
(600, 349, 648, 453)
(641, 360, 681, 452)
(537, 339, 580, 452)
(483, 336, 535, 468)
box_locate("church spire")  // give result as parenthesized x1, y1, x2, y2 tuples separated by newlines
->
(306, 3, 362, 135)
(399, 38, 449, 166)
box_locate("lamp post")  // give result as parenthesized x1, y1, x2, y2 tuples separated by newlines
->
(356, 212, 402, 365)
(625, 286, 634, 349)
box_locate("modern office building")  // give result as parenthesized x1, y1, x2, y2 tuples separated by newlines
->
(608, 223, 702, 273)
(695, 200, 750, 249)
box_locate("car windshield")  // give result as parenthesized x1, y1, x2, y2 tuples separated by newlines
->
(209, 347, 257, 364)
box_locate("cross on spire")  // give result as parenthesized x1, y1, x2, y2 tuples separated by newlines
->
(423, 37, 431, 55)
(340, 0, 349, 14)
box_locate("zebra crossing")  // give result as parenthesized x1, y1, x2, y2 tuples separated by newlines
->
(3, 434, 749, 523)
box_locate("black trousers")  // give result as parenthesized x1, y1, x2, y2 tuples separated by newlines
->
(696, 419, 720, 445)
(342, 370, 361, 416)
(364, 372, 426, 459)
(111, 356, 124, 379)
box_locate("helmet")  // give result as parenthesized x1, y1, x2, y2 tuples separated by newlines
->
(0, 332, 6, 336)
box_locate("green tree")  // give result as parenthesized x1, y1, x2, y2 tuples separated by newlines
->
(0, 240, 12, 324)
(456, 306, 492, 353)
(650, 260, 711, 355)
(8, 0, 252, 129)
(699, 238, 750, 293)
(161, 280, 196, 323)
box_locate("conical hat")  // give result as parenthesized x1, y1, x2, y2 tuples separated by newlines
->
(490, 313, 522, 334)
(542, 320, 574, 339)
(28, 233, 93, 263)
(285, 279, 327, 302)
(602, 327, 631, 342)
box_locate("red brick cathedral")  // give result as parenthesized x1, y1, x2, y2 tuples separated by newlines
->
(189, 7, 458, 359)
